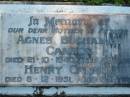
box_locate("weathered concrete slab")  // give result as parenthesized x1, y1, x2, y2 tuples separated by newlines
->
(1, 87, 130, 96)
(0, 4, 130, 86)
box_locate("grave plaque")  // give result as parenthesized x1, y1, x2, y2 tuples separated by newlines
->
(0, 5, 130, 86)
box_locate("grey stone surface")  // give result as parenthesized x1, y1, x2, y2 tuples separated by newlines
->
(0, 4, 130, 86)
